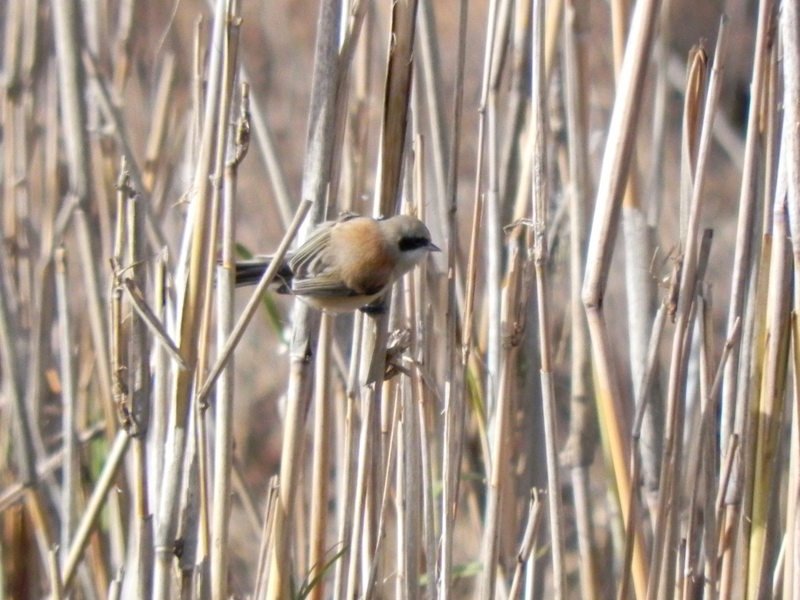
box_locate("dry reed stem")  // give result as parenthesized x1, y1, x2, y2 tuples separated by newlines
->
(0, 0, 790, 598)
(508, 491, 543, 599)
(195, 12, 243, 579)
(417, 0, 449, 218)
(717, 5, 776, 598)
(718, 0, 775, 481)
(461, 0, 499, 361)
(121, 279, 187, 370)
(479, 245, 523, 599)
(647, 21, 726, 600)
(143, 53, 176, 192)
(62, 430, 130, 590)
(197, 199, 311, 403)
(343, 356, 378, 599)
(122, 170, 155, 600)
(83, 54, 172, 257)
(438, 1, 469, 597)
(782, 2, 800, 596)
(54, 248, 76, 565)
(581, 0, 663, 596)
(746, 153, 792, 600)
(324, 0, 368, 215)
(307, 314, 332, 600)
(151, 0, 231, 596)
(208, 78, 249, 600)
(0, 423, 106, 513)
(530, 0, 565, 595)
(47, 546, 64, 600)
(563, 6, 600, 595)
(407, 139, 439, 600)
(266, 0, 343, 595)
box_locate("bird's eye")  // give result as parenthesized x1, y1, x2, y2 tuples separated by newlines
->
(398, 236, 430, 252)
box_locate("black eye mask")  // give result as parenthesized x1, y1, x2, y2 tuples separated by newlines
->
(398, 236, 431, 252)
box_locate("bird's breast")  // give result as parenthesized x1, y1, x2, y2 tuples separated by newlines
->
(330, 220, 396, 295)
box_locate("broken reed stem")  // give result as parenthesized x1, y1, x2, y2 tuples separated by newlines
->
(508, 490, 544, 599)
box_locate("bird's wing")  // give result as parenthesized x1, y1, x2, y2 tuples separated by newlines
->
(288, 221, 336, 279)
(290, 273, 359, 297)
(289, 214, 364, 278)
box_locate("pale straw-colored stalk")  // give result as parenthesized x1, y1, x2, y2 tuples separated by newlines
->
(717, 1, 776, 591)
(209, 76, 250, 599)
(647, 20, 726, 600)
(717, 0, 775, 495)
(408, 139, 438, 600)
(125, 166, 155, 600)
(746, 146, 791, 600)
(343, 0, 421, 596)
(562, 3, 599, 598)
(48, 547, 64, 600)
(613, 0, 662, 502)
(52, 0, 118, 453)
(508, 491, 543, 600)
(416, 0, 449, 223)
(478, 245, 523, 600)
(483, 0, 511, 420)
(529, 0, 565, 595)
(307, 314, 332, 600)
(438, 1, 469, 597)
(265, 0, 344, 595)
(142, 53, 176, 193)
(0, 424, 106, 513)
(581, 0, 662, 597)
(194, 3, 242, 581)
(54, 247, 77, 565)
(83, 52, 172, 261)
(62, 430, 131, 590)
(782, 0, 800, 596)
(253, 476, 279, 599)
(462, 0, 499, 381)
(151, 0, 230, 595)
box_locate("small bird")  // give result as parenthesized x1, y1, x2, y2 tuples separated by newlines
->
(235, 214, 439, 313)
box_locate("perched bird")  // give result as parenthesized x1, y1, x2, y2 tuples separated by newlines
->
(235, 214, 439, 313)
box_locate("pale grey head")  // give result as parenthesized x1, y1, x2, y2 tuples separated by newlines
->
(382, 215, 440, 278)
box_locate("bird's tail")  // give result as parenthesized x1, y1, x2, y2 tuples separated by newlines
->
(234, 257, 294, 292)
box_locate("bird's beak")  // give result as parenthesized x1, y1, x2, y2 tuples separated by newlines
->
(427, 242, 441, 252)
